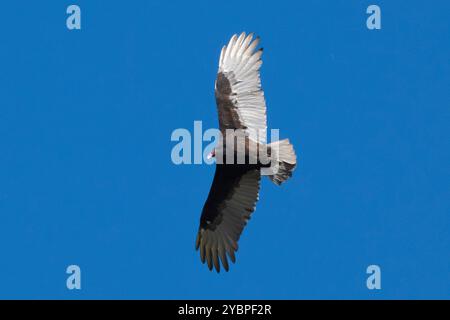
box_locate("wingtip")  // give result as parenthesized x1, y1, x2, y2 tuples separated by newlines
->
(207, 258, 213, 271)
(195, 232, 200, 250)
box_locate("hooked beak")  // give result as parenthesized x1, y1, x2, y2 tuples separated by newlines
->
(207, 149, 215, 160)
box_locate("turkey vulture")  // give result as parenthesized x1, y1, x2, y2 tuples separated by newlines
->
(195, 32, 297, 272)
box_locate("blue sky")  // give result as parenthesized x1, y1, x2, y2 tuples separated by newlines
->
(0, 1, 448, 299)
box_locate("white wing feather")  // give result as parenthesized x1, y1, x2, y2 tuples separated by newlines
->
(218, 32, 267, 144)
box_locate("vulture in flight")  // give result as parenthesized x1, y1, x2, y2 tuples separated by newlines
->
(195, 32, 297, 272)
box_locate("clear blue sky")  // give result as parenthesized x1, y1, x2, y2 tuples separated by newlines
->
(0, 1, 448, 299)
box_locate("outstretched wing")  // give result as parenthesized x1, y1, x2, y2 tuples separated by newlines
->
(196, 166, 261, 272)
(215, 32, 267, 144)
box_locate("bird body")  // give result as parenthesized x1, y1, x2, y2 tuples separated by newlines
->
(196, 32, 297, 272)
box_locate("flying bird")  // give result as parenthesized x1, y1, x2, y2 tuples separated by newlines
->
(195, 32, 297, 272)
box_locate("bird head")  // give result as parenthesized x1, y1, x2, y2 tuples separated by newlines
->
(207, 149, 216, 160)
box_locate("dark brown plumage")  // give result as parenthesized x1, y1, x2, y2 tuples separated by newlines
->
(196, 32, 297, 272)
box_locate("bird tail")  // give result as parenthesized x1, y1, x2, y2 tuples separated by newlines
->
(266, 139, 297, 185)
